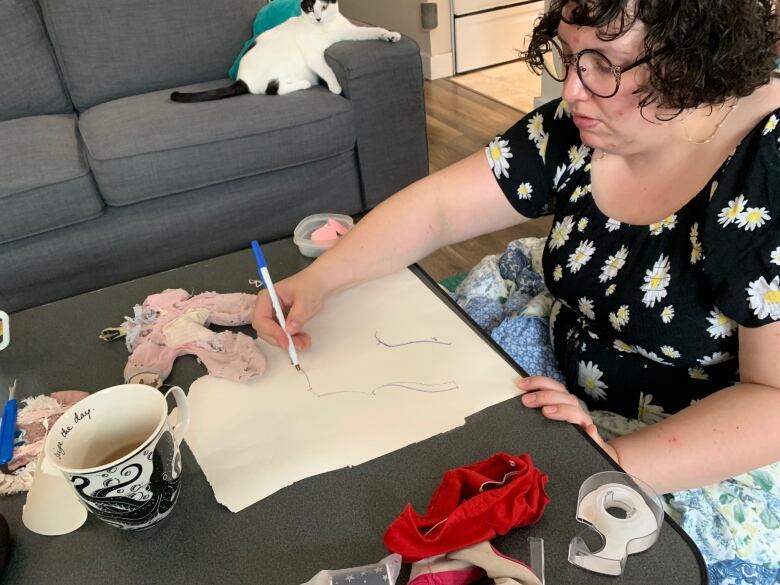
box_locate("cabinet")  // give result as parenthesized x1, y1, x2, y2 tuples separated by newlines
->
(453, 0, 544, 73)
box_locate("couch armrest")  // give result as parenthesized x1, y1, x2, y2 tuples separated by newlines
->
(326, 36, 429, 208)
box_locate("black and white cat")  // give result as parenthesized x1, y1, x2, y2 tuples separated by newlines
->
(170, 0, 401, 102)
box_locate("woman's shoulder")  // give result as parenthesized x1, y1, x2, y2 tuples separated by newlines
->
(701, 98, 780, 321)
(486, 99, 586, 218)
(498, 98, 582, 167)
(728, 87, 780, 173)
(713, 101, 780, 210)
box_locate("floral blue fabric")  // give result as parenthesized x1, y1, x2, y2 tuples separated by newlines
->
(491, 317, 562, 382)
(708, 559, 779, 585)
(451, 238, 563, 382)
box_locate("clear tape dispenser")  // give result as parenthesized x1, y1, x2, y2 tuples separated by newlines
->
(568, 471, 664, 576)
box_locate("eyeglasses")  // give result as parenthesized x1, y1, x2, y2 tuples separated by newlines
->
(540, 36, 653, 98)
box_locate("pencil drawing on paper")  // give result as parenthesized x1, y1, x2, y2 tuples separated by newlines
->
(300, 330, 458, 398)
(374, 331, 452, 348)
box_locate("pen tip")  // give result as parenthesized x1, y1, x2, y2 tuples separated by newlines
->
(295, 364, 301, 372)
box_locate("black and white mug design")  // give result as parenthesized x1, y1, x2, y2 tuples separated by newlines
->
(45, 384, 189, 530)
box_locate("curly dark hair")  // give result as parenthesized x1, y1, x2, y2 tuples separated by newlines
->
(522, 0, 780, 114)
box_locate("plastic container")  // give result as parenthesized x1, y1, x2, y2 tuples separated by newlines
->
(293, 213, 354, 258)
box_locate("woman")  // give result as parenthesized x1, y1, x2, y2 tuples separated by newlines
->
(254, 1, 780, 579)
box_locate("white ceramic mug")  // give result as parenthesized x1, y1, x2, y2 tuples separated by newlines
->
(0, 310, 8, 350)
(45, 384, 189, 530)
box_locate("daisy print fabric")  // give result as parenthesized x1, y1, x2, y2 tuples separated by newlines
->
(701, 115, 780, 329)
(486, 100, 780, 418)
(484, 109, 557, 219)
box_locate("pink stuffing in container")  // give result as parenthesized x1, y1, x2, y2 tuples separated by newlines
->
(294, 213, 354, 257)
(311, 218, 350, 242)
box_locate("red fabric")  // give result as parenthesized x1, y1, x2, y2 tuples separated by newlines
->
(383, 452, 549, 562)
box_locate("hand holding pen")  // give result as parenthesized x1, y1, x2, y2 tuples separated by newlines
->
(251, 241, 308, 369)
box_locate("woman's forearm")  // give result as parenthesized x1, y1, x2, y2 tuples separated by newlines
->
(609, 383, 780, 494)
(309, 175, 448, 294)
(303, 151, 524, 296)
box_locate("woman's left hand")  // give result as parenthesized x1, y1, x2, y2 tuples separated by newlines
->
(517, 376, 619, 464)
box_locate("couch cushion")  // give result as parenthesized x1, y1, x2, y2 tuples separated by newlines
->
(0, 0, 72, 121)
(39, 0, 264, 110)
(0, 115, 103, 244)
(0, 151, 362, 312)
(78, 81, 356, 206)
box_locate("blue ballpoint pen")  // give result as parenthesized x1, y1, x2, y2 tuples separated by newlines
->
(0, 380, 18, 465)
(251, 241, 301, 371)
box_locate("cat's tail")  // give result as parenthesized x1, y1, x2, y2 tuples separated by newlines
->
(170, 80, 249, 103)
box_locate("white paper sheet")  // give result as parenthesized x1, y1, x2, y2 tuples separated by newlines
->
(185, 268, 522, 512)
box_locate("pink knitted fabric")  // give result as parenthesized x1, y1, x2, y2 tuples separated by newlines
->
(122, 289, 266, 386)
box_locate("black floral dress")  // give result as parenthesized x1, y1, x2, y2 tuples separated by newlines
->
(485, 99, 780, 421)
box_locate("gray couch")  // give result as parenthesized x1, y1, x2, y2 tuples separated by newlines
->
(0, 0, 428, 313)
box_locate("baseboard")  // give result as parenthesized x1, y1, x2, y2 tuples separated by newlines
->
(422, 51, 454, 80)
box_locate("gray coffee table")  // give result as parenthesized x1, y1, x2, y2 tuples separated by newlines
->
(0, 237, 705, 584)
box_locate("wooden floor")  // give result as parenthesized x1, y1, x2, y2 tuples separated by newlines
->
(417, 79, 552, 281)
(449, 59, 541, 114)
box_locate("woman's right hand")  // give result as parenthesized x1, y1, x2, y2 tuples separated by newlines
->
(251, 268, 327, 351)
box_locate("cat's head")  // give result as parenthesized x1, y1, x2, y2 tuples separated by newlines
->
(301, 0, 339, 24)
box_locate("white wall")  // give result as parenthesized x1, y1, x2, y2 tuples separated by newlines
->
(339, 0, 454, 79)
